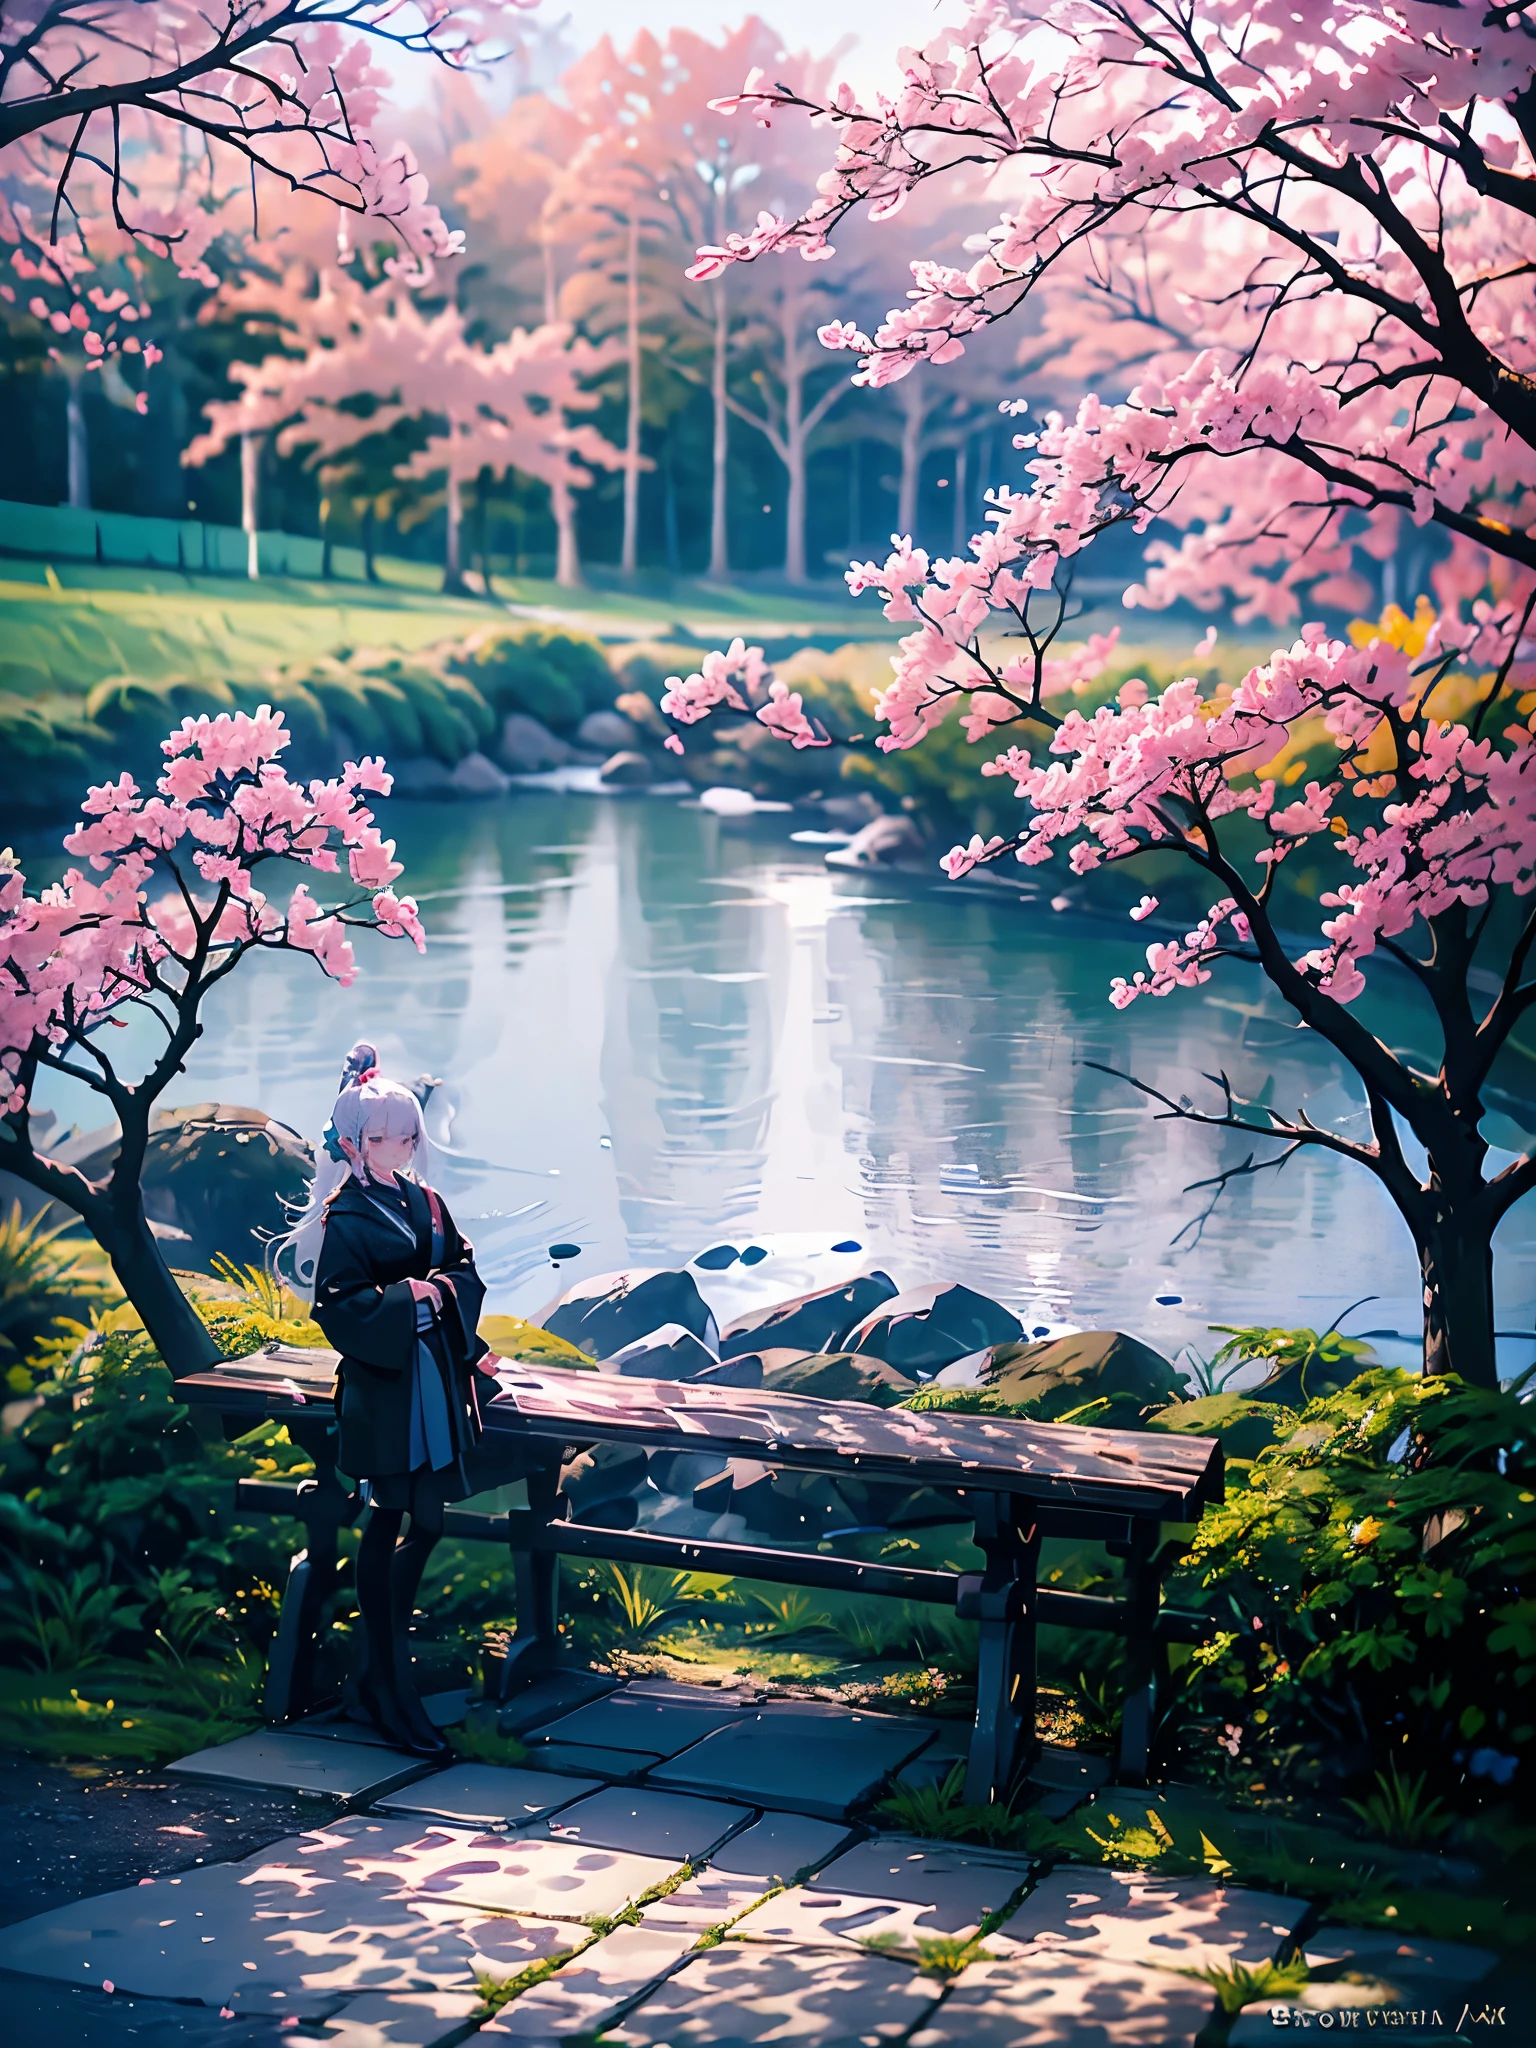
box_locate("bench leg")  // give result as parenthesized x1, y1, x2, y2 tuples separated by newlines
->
(1115, 1519, 1159, 1784)
(960, 1496, 1041, 1805)
(265, 1422, 353, 1725)
(498, 1455, 564, 1699)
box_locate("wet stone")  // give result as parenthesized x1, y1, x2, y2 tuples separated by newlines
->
(731, 1835, 1030, 1953)
(492, 1669, 621, 1739)
(166, 1733, 430, 1804)
(374, 1766, 601, 1830)
(482, 1922, 698, 2039)
(907, 1947, 1218, 2047)
(990, 1867, 1303, 1971)
(606, 1941, 942, 2044)
(648, 1703, 933, 1819)
(544, 1787, 751, 1862)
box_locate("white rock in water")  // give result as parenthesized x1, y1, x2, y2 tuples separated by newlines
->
(698, 785, 757, 817)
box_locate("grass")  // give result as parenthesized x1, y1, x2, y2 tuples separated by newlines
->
(0, 556, 886, 696)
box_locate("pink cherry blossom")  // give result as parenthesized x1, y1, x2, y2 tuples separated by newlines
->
(1, 709, 423, 1117)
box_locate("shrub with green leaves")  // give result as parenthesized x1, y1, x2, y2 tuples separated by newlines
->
(0, 1201, 120, 1392)
(1165, 1366, 1535, 1794)
(445, 626, 611, 733)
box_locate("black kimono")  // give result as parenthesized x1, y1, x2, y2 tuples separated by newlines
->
(312, 1175, 488, 1503)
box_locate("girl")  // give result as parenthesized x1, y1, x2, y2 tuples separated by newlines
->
(278, 1041, 497, 1757)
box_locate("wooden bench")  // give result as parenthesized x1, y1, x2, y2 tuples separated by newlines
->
(176, 1346, 1223, 1800)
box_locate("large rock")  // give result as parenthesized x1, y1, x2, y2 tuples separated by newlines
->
(718, 1272, 899, 1361)
(577, 709, 639, 752)
(387, 756, 456, 799)
(819, 792, 883, 831)
(539, 1269, 718, 1362)
(983, 1328, 1182, 1427)
(120, 1104, 311, 1273)
(499, 712, 576, 772)
(847, 1282, 1023, 1377)
(599, 749, 655, 788)
(825, 813, 924, 869)
(608, 1324, 721, 1380)
(759, 1351, 914, 1408)
(449, 750, 510, 797)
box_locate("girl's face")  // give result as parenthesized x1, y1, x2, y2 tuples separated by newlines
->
(360, 1127, 418, 1182)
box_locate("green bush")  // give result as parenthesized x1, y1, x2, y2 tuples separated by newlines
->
(0, 1202, 120, 1392)
(1164, 1366, 1535, 1795)
(445, 626, 610, 732)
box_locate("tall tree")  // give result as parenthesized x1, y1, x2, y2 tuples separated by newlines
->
(674, 2, 1536, 1389)
(185, 258, 620, 590)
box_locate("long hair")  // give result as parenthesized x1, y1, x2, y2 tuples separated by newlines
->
(271, 1040, 430, 1294)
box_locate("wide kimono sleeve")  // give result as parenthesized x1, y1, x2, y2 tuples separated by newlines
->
(431, 1197, 489, 1371)
(312, 1210, 418, 1377)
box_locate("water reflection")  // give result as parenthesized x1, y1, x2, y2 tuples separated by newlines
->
(25, 792, 1536, 1367)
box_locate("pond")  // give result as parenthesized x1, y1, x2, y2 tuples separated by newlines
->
(30, 791, 1536, 1375)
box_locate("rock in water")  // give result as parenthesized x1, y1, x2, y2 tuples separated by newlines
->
(598, 749, 654, 787)
(984, 1328, 1181, 1425)
(578, 709, 640, 752)
(825, 813, 924, 869)
(449, 750, 511, 797)
(386, 756, 456, 798)
(846, 1282, 1023, 1375)
(498, 712, 576, 772)
(538, 1268, 718, 1361)
(758, 1352, 914, 1408)
(718, 1272, 898, 1360)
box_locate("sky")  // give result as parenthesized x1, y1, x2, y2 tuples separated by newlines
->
(517, 0, 955, 96)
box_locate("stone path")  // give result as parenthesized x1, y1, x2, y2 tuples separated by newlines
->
(0, 1676, 1499, 2045)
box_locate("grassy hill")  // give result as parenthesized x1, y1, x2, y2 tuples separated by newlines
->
(0, 555, 891, 698)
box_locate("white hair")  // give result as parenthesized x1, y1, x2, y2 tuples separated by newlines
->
(271, 1041, 429, 1294)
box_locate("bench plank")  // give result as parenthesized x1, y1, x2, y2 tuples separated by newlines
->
(478, 1363, 1222, 1521)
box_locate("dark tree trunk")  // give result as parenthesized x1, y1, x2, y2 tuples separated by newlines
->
(100, 1206, 221, 1376)
(1419, 1205, 1498, 1390)
(362, 505, 379, 584)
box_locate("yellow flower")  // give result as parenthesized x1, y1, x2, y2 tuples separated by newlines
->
(1352, 1517, 1384, 1547)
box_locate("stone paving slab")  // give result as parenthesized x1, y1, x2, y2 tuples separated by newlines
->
(606, 1940, 943, 2043)
(990, 1867, 1302, 1971)
(544, 1787, 751, 1862)
(731, 1835, 1030, 1953)
(638, 1870, 774, 1934)
(521, 1741, 662, 1782)
(1301, 1928, 1499, 1985)
(0, 1817, 678, 2013)
(0, 1966, 320, 2045)
(529, 1691, 745, 1760)
(482, 1922, 698, 2039)
(495, 1671, 620, 1739)
(705, 1809, 856, 1883)
(648, 1703, 934, 1818)
(0, 1858, 476, 2012)
(908, 1948, 1217, 2047)
(167, 1733, 431, 1804)
(313, 1988, 484, 2047)
(374, 1766, 601, 1829)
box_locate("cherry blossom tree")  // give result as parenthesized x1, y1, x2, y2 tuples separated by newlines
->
(0, 708, 424, 1373)
(0, 4, 527, 267)
(184, 257, 620, 589)
(673, 1, 1536, 1390)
